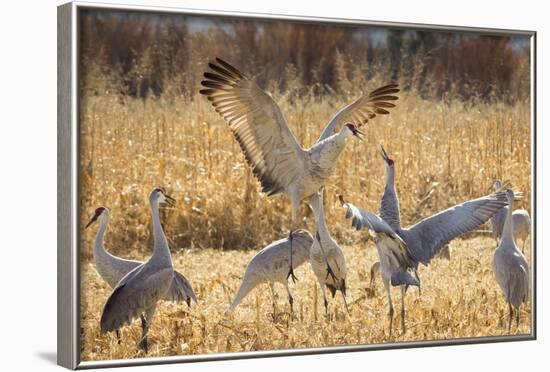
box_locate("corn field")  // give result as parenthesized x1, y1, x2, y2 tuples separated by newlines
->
(78, 10, 532, 362)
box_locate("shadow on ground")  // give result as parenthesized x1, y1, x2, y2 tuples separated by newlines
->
(35, 351, 57, 365)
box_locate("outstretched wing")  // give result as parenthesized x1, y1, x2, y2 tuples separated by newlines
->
(340, 196, 416, 271)
(340, 195, 398, 236)
(407, 191, 508, 264)
(164, 270, 198, 306)
(100, 265, 173, 333)
(317, 84, 400, 142)
(201, 58, 306, 196)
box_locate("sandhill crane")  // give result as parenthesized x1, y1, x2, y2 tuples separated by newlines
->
(493, 189, 530, 332)
(308, 188, 349, 317)
(339, 195, 418, 335)
(229, 229, 313, 314)
(85, 205, 196, 344)
(99, 188, 195, 353)
(85, 206, 197, 304)
(490, 180, 531, 252)
(200, 58, 399, 282)
(340, 146, 508, 332)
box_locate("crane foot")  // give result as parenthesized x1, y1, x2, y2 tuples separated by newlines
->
(287, 267, 298, 283)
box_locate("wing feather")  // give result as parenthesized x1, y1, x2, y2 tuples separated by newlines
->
(201, 58, 306, 196)
(164, 270, 198, 306)
(340, 196, 417, 275)
(100, 265, 173, 333)
(340, 195, 398, 236)
(408, 191, 508, 263)
(317, 83, 400, 142)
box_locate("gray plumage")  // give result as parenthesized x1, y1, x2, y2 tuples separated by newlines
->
(86, 207, 197, 305)
(340, 146, 509, 334)
(100, 189, 195, 352)
(375, 146, 508, 267)
(340, 195, 418, 334)
(309, 189, 349, 316)
(379, 148, 402, 230)
(493, 189, 530, 332)
(491, 208, 531, 243)
(343, 189, 507, 268)
(200, 58, 399, 280)
(490, 180, 531, 252)
(229, 229, 313, 312)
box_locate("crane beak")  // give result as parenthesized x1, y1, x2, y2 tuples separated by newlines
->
(164, 194, 176, 207)
(352, 127, 365, 140)
(338, 195, 346, 206)
(379, 145, 389, 163)
(85, 214, 98, 229)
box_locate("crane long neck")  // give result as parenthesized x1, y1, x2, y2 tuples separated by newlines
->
(381, 165, 401, 229)
(311, 194, 330, 240)
(93, 214, 109, 258)
(386, 166, 396, 187)
(501, 198, 515, 247)
(150, 199, 172, 264)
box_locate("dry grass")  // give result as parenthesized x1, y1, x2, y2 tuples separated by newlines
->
(80, 236, 532, 361)
(78, 90, 531, 256)
(78, 74, 532, 361)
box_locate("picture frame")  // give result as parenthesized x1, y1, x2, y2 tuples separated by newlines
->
(58, 1, 537, 369)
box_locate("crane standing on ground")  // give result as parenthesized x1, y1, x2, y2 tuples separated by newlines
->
(340, 195, 418, 335)
(99, 188, 195, 353)
(490, 179, 531, 252)
(309, 188, 349, 317)
(340, 146, 508, 334)
(229, 230, 313, 314)
(493, 188, 530, 332)
(86, 205, 197, 343)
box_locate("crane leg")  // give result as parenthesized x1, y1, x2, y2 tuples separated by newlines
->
(284, 282, 294, 314)
(384, 277, 394, 337)
(414, 269, 421, 297)
(341, 290, 350, 316)
(321, 286, 329, 318)
(369, 262, 379, 291)
(508, 303, 513, 333)
(516, 306, 521, 329)
(401, 286, 407, 334)
(139, 305, 157, 353)
(287, 230, 298, 283)
(116, 330, 121, 344)
(270, 282, 278, 318)
(287, 204, 299, 283)
(139, 314, 148, 353)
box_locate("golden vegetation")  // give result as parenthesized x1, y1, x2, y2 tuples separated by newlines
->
(80, 237, 531, 361)
(78, 87, 532, 361)
(79, 89, 531, 256)
(77, 11, 532, 362)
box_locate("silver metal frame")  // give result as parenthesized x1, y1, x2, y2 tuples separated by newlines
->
(57, 1, 537, 369)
